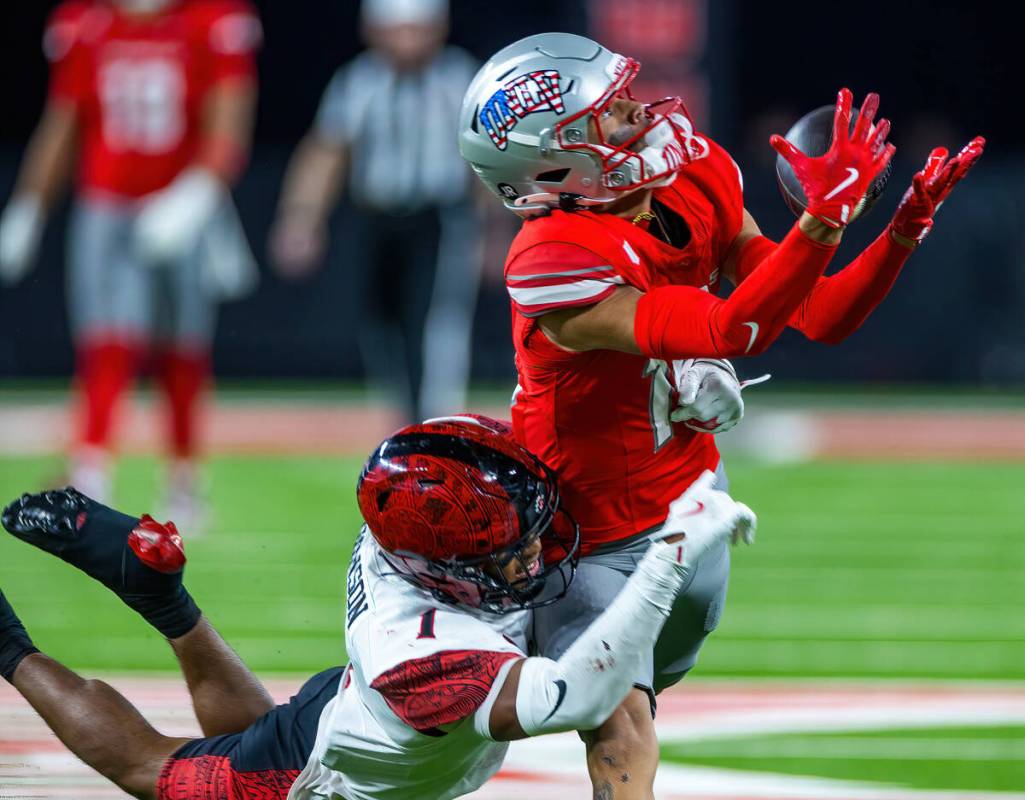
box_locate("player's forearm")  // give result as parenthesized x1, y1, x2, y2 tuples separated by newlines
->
(511, 542, 688, 737)
(789, 227, 913, 344)
(275, 135, 347, 227)
(14, 102, 78, 210)
(196, 79, 257, 184)
(634, 223, 838, 359)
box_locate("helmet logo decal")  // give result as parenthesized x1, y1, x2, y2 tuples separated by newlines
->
(480, 70, 565, 151)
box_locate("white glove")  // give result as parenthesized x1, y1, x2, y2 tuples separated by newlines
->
(670, 358, 770, 434)
(0, 194, 45, 285)
(197, 198, 259, 300)
(651, 469, 756, 563)
(134, 168, 225, 263)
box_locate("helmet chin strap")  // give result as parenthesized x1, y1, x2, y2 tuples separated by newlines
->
(511, 192, 607, 218)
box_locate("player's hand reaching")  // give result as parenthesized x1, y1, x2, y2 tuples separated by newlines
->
(648, 471, 756, 575)
(771, 88, 895, 229)
(889, 136, 985, 247)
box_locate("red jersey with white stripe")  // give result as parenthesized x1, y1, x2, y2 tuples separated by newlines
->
(44, 0, 260, 198)
(505, 135, 744, 554)
(290, 529, 527, 800)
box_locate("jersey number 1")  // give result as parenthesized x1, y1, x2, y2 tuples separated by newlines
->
(417, 609, 437, 639)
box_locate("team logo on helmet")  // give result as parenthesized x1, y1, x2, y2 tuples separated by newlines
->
(479, 70, 565, 151)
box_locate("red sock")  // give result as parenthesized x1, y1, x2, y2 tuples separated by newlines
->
(75, 338, 141, 451)
(157, 348, 210, 460)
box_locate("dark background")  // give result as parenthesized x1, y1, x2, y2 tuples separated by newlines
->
(2, 0, 1022, 386)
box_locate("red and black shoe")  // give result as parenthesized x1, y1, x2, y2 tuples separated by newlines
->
(2, 488, 200, 639)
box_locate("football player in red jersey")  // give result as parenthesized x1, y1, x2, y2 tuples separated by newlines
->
(458, 32, 985, 798)
(1, 416, 754, 799)
(0, 0, 262, 528)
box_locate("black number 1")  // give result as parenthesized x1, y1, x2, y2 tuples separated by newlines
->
(417, 609, 437, 639)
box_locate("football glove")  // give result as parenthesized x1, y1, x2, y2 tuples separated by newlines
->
(0, 194, 44, 286)
(134, 168, 225, 263)
(889, 136, 985, 246)
(771, 88, 895, 228)
(651, 470, 757, 560)
(670, 358, 770, 434)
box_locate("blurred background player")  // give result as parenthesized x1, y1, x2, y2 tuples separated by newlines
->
(0, 0, 262, 528)
(269, 0, 480, 423)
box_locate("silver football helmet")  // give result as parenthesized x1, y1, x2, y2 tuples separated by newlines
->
(458, 32, 709, 216)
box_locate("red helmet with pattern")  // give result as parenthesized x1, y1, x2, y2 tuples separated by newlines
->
(357, 414, 578, 614)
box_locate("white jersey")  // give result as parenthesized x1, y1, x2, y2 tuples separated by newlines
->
(288, 529, 529, 800)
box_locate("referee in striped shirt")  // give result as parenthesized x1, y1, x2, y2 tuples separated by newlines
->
(270, 0, 479, 422)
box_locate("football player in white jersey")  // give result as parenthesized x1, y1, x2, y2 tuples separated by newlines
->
(0, 415, 754, 800)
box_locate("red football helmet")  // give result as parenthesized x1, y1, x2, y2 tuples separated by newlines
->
(357, 415, 578, 614)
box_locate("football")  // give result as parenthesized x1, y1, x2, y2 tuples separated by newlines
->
(775, 104, 892, 221)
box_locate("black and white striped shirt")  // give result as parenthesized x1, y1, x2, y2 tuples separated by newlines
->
(315, 46, 478, 213)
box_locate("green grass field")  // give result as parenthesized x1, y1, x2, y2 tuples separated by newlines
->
(3, 454, 1022, 678)
(661, 725, 1025, 791)
(2, 453, 1024, 793)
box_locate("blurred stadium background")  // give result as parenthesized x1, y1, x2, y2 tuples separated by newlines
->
(1, 0, 1023, 798)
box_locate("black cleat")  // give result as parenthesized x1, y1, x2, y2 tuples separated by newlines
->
(2, 488, 200, 639)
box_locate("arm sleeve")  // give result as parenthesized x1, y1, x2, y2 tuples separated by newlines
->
(202, 1, 262, 84)
(43, 3, 88, 104)
(491, 542, 689, 738)
(505, 242, 625, 318)
(735, 229, 913, 345)
(634, 224, 838, 360)
(314, 66, 356, 146)
(370, 649, 520, 731)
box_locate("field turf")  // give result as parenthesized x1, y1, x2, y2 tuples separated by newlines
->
(661, 724, 1025, 791)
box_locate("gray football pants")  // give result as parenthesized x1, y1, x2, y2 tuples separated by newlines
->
(533, 463, 731, 699)
(67, 197, 216, 347)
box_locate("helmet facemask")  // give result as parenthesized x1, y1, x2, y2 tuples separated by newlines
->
(382, 469, 579, 615)
(360, 423, 579, 616)
(546, 59, 705, 201)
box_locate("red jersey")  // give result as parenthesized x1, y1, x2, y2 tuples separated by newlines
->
(44, 0, 261, 198)
(505, 135, 745, 554)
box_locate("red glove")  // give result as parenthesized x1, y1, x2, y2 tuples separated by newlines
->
(771, 88, 896, 229)
(889, 136, 986, 246)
